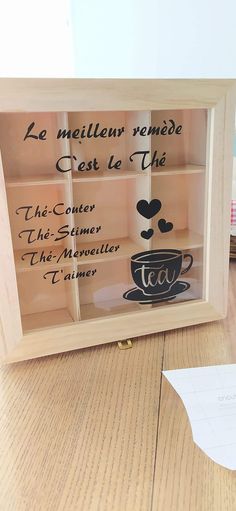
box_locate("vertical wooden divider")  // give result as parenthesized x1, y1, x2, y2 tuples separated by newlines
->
(126, 111, 152, 249)
(57, 113, 80, 322)
(126, 111, 152, 309)
(147, 111, 154, 310)
(202, 108, 214, 301)
(187, 109, 208, 301)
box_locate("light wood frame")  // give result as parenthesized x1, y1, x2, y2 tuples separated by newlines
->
(0, 78, 235, 363)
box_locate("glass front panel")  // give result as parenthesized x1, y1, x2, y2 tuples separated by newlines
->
(0, 109, 208, 331)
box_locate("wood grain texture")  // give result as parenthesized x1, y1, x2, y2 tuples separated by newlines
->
(5, 301, 221, 363)
(0, 79, 235, 112)
(152, 262, 236, 511)
(0, 334, 164, 511)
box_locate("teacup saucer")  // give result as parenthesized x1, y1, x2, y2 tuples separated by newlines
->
(123, 280, 190, 304)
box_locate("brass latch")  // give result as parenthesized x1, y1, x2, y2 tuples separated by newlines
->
(117, 339, 133, 350)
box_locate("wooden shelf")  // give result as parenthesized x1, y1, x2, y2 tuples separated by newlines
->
(6, 174, 68, 188)
(80, 300, 141, 320)
(72, 170, 148, 182)
(151, 164, 205, 176)
(152, 229, 203, 250)
(22, 308, 73, 332)
(14, 245, 72, 272)
(77, 237, 144, 264)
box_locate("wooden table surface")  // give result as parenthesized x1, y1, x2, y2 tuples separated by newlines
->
(1, 263, 236, 511)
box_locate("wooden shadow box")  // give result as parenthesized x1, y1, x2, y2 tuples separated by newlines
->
(0, 79, 235, 363)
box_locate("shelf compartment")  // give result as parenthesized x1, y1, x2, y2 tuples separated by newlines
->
(69, 111, 127, 170)
(16, 266, 76, 332)
(79, 258, 139, 320)
(73, 177, 150, 252)
(6, 183, 73, 251)
(68, 110, 151, 174)
(151, 109, 207, 169)
(151, 172, 205, 249)
(22, 308, 73, 332)
(0, 112, 68, 180)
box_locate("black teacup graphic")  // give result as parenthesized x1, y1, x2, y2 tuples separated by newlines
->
(131, 249, 193, 296)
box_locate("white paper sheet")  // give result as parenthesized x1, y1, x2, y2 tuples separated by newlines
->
(163, 364, 236, 470)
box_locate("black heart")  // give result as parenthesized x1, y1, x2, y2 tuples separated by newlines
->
(158, 219, 173, 233)
(141, 228, 154, 240)
(137, 199, 162, 219)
